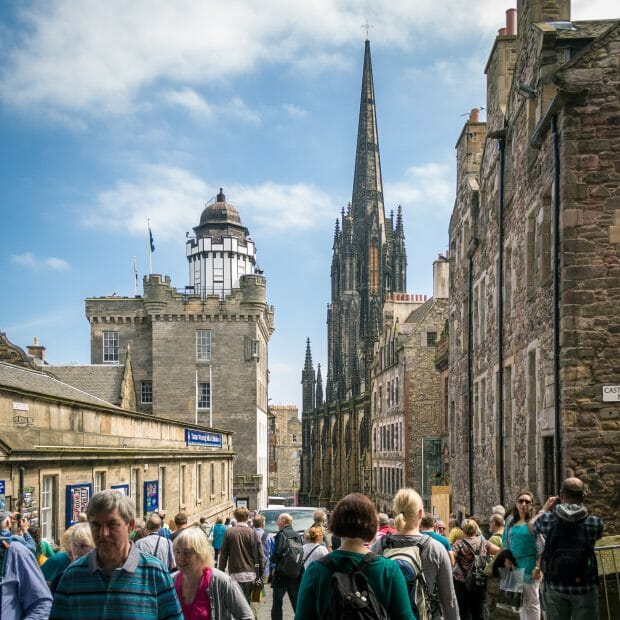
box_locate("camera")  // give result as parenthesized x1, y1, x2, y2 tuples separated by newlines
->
(15, 513, 22, 520)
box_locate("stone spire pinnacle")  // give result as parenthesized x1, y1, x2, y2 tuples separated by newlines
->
(303, 337, 313, 371)
(315, 363, 323, 407)
(351, 39, 385, 237)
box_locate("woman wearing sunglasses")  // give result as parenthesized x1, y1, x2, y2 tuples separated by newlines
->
(503, 491, 543, 619)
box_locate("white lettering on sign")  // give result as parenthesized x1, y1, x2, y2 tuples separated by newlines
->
(13, 402, 29, 411)
(602, 386, 620, 402)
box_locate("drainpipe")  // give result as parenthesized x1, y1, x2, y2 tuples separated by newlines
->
(18, 466, 25, 514)
(551, 115, 562, 488)
(467, 228, 479, 516)
(488, 129, 507, 506)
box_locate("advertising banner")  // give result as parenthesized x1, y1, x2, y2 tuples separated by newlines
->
(65, 483, 93, 528)
(143, 480, 159, 514)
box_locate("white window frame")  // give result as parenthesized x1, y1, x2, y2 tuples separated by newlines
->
(94, 471, 106, 494)
(140, 380, 153, 404)
(103, 331, 119, 363)
(40, 475, 55, 542)
(196, 330, 212, 361)
(197, 382, 211, 410)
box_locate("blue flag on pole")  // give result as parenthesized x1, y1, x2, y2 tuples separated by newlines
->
(149, 227, 155, 252)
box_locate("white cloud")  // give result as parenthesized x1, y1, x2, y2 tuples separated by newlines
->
(282, 103, 308, 119)
(8, 1, 617, 118)
(83, 164, 335, 240)
(164, 88, 214, 119)
(227, 97, 261, 125)
(10, 252, 71, 271)
(45, 257, 71, 271)
(386, 161, 454, 216)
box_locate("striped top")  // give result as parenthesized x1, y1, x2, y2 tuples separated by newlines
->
(50, 544, 182, 620)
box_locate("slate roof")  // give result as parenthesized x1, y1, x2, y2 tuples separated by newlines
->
(49, 365, 123, 406)
(405, 298, 433, 325)
(0, 362, 118, 409)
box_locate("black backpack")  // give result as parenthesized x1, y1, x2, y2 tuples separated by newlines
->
(542, 518, 597, 587)
(318, 552, 388, 620)
(276, 529, 304, 579)
(461, 538, 488, 593)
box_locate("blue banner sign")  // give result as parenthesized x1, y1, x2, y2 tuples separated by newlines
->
(144, 480, 159, 513)
(185, 428, 222, 448)
(65, 483, 93, 528)
(0, 480, 5, 511)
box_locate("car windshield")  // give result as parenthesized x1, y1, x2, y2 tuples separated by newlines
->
(259, 508, 317, 534)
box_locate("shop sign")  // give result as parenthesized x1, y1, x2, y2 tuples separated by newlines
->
(185, 428, 222, 448)
(65, 483, 93, 528)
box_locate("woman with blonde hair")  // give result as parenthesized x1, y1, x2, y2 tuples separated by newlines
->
(450, 518, 500, 619)
(371, 488, 459, 620)
(173, 526, 253, 619)
(302, 526, 328, 569)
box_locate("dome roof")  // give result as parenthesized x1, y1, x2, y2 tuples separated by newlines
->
(199, 188, 242, 228)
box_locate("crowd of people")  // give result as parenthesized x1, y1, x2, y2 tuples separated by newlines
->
(0, 476, 604, 619)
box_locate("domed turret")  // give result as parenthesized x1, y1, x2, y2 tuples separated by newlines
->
(186, 188, 256, 298)
(198, 188, 243, 228)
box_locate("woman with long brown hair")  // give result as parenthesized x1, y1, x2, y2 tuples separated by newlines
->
(502, 490, 542, 619)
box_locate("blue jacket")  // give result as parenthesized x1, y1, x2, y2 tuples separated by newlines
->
(1, 538, 53, 619)
(0, 529, 36, 556)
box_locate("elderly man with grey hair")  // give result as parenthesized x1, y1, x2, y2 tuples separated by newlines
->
(135, 513, 176, 571)
(50, 490, 182, 620)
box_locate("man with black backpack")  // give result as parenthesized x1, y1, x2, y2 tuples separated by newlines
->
(532, 477, 603, 620)
(270, 513, 304, 620)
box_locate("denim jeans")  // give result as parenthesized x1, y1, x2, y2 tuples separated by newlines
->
(543, 585, 599, 620)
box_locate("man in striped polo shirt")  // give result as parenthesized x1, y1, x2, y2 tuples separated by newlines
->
(50, 490, 182, 620)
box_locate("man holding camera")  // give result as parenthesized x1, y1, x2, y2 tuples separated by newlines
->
(532, 477, 603, 620)
(0, 511, 36, 555)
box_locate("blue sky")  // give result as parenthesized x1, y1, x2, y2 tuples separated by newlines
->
(1, 0, 616, 411)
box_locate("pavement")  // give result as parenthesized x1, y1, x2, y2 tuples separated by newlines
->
(256, 582, 295, 620)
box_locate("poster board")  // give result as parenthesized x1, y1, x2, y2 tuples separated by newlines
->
(65, 483, 93, 528)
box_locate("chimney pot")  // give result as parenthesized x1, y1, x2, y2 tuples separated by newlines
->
(498, 27, 507, 36)
(506, 8, 517, 35)
(470, 108, 480, 123)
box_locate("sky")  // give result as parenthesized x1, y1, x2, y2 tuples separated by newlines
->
(1, 0, 617, 412)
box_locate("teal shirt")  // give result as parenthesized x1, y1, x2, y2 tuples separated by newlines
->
(50, 545, 182, 619)
(503, 523, 537, 584)
(295, 550, 415, 620)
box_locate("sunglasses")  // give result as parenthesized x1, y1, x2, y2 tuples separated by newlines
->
(517, 498, 532, 505)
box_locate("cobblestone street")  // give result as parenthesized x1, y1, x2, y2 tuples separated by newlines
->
(256, 584, 295, 620)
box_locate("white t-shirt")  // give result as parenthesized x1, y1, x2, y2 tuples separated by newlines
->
(302, 542, 328, 569)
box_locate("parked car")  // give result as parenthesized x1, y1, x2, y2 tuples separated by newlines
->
(258, 507, 318, 534)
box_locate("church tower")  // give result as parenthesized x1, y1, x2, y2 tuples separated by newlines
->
(326, 40, 407, 402)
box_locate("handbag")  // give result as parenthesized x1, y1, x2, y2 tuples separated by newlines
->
(251, 532, 265, 603)
(497, 566, 524, 612)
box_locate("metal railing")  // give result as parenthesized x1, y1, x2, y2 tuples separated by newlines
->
(595, 543, 620, 620)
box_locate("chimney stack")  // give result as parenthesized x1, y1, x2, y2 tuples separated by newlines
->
(506, 8, 517, 35)
(27, 336, 46, 362)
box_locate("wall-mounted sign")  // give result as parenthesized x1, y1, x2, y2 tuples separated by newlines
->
(144, 480, 159, 514)
(185, 428, 222, 448)
(111, 484, 129, 495)
(65, 483, 93, 528)
(603, 385, 620, 402)
(0, 480, 5, 511)
(12, 402, 29, 411)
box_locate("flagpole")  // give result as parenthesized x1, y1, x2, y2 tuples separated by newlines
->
(132, 257, 138, 295)
(147, 219, 152, 275)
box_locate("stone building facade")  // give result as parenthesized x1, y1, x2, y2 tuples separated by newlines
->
(448, 1, 619, 528)
(371, 258, 449, 512)
(268, 405, 301, 502)
(85, 191, 274, 510)
(300, 40, 409, 507)
(0, 333, 234, 544)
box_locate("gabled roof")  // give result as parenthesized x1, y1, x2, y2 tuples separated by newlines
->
(405, 297, 434, 325)
(0, 362, 119, 409)
(49, 365, 124, 406)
